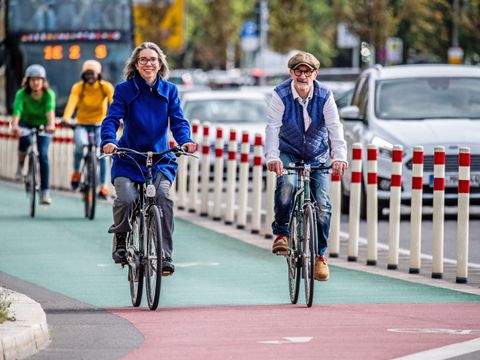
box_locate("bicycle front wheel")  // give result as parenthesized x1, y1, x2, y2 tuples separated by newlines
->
(287, 212, 301, 304)
(83, 153, 97, 220)
(145, 205, 163, 311)
(128, 213, 144, 307)
(303, 204, 316, 307)
(27, 153, 37, 218)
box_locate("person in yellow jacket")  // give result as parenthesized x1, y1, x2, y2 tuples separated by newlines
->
(62, 60, 114, 198)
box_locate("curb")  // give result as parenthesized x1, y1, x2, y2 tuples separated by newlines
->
(0, 288, 50, 360)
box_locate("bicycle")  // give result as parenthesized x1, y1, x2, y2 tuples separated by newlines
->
(22, 127, 44, 218)
(282, 162, 331, 308)
(102, 146, 195, 310)
(63, 123, 100, 220)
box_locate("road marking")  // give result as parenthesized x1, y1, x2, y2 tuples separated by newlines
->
(392, 337, 480, 360)
(175, 262, 219, 268)
(258, 337, 313, 344)
(388, 328, 480, 335)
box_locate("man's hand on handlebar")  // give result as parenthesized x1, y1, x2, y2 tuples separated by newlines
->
(103, 143, 118, 154)
(267, 160, 284, 177)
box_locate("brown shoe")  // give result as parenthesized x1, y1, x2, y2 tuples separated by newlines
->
(315, 256, 329, 281)
(272, 235, 288, 255)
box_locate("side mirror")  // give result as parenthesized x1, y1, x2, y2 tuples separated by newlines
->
(339, 105, 362, 121)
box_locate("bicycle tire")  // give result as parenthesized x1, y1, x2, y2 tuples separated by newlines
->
(128, 211, 144, 307)
(287, 211, 301, 304)
(303, 204, 316, 307)
(145, 205, 163, 310)
(83, 152, 97, 220)
(27, 153, 37, 218)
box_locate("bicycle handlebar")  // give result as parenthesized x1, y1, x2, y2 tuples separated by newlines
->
(282, 162, 332, 175)
(101, 145, 198, 160)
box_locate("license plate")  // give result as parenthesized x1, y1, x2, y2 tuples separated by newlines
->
(429, 174, 480, 187)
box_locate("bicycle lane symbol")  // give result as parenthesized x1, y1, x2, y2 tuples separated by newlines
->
(388, 328, 480, 335)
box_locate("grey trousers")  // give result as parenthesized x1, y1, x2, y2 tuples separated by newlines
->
(109, 175, 174, 259)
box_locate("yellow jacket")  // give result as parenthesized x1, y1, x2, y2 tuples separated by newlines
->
(63, 80, 114, 125)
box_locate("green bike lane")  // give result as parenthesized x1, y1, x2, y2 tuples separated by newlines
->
(1, 181, 480, 359)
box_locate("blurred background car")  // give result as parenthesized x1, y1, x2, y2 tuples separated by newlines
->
(339, 64, 480, 218)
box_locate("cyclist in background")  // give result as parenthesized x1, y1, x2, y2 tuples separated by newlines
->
(101, 42, 196, 273)
(12, 64, 56, 205)
(265, 52, 348, 281)
(63, 60, 114, 198)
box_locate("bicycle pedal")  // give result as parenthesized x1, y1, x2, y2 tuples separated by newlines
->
(162, 270, 173, 276)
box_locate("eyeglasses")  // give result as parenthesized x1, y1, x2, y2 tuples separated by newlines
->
(293, 69, 313, 77)
(138, 57, 159, 65)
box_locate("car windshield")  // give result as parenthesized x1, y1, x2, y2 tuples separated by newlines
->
(183, 99, 268, 123)
(375, 77, 480, 120)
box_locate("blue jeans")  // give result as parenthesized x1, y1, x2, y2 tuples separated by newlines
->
(272, 152, 331, 256)
(74, 125, 107, 185)
(18, 125, 52, 191)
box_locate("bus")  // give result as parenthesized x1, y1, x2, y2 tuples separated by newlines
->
(1, 0, 134, 114)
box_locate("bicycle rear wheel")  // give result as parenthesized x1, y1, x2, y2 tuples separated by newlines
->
(287, 212, 301, 304)
(303, 204, 316, 307)
(83, 153, 97, 220)
(27, 153, 37, 218)
(128, 212, 144, 307)
(145, 205, 163, 310)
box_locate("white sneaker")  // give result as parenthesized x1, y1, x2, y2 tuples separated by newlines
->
(40, 190, 52, 205)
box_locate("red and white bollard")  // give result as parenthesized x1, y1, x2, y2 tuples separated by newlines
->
(237, 131, 249, 229)
(328, 172, 341, 257)
(264, 170, 276, 239)
(409, 145, 424, 274)
(169, 138, 177, 202)
(366, 144, 378, 266)
(456, 147, 470, 283)
(188, 120, 200, 213)
(432, 145, 446, 279)
(176, 138, 188, 210)
(251, 133, 263, 234)
(225, 129, 237, 225)
(212, 127, 224, 221)
(348, 143, 362, 262)
(199, 122, 211, 217)
(388, 144, 403, 270)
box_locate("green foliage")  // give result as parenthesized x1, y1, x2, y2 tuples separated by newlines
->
(0, 288, 14, 324)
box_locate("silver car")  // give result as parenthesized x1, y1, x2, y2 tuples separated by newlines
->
(339, 64, 480, 217)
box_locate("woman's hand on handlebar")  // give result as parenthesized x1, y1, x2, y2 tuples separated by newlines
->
(103, 143, 118, 154)
(181, 142, 197, 154)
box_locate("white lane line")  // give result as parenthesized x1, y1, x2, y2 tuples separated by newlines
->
(392, 337, 480, 360)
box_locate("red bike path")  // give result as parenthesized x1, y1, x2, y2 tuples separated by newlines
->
(1, 182, 480, 359)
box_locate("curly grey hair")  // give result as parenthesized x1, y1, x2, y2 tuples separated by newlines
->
(123, 42, 170, 80)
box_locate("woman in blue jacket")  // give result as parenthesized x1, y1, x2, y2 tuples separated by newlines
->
(101, 42, 196, 274)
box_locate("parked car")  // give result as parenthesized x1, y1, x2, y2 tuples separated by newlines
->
(339, 64, 480, 217)
(334, 87, 354, 109)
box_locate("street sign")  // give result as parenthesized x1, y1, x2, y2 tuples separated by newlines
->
(386, 37, 403, 65)
(241, 20, 259, 52)
(337, 23, 359, 49)
(448, 46, 464, 64)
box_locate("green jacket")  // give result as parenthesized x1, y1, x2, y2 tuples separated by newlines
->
(13, 89, 55, 126)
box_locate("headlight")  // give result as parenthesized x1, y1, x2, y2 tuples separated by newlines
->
(371, 136, 394, 158)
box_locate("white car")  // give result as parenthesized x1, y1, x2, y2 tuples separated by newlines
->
(181, 90, 268, 144)
(339, 64, 480, 217)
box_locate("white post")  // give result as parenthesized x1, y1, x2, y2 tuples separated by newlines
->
(176, 144, 188, 210)
(456, 147, 470, 283)
(199, 122, 211, 217)
(387, 145, 403, 270)
(328, 172, 341, 257)
(409, 145, 424, 274)
(237, 131, 249, 229)
(188, 120, 200, 213)
(264, 170, 276, 238)
(432, 145, 445, 279)
(251, 133, 263, 234)
(366, 144, 378, 266)
(212, 127, 224, 221)
(225, 129, 237, 225)
(348, 143, 362, 262)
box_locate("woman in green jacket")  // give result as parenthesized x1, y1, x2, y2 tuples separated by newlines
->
(11, 64, 56, 205)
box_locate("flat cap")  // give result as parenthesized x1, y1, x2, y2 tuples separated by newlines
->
(288, 51, 320, 70)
